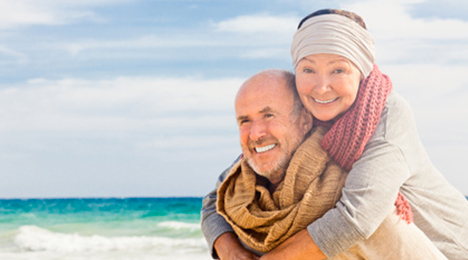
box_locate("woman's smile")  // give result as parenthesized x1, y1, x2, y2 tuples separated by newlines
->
(313, 97, 338, 104)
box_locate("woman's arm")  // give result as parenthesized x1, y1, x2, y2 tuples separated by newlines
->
(261, 140, 411, 259)
(201, 156, 241, 258)
(304, 94, 415, 257)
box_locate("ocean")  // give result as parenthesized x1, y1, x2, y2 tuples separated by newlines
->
(1, 196, 467, 260)
(0, 197, 209, 260)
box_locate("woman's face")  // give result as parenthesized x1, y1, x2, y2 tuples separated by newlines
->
(295, 53, 362, 122)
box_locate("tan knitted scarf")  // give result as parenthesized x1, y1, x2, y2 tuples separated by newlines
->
(217, 126, 347, 253)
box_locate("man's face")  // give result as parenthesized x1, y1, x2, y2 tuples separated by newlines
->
(235, 74, 309, 185)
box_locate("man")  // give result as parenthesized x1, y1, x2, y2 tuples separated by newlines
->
(201, 69, 446, 260)
(203, 69, 314, 259)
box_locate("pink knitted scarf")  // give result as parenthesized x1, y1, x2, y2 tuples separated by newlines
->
(318, 64, 413, 223)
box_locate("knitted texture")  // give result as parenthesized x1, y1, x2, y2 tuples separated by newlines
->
(217, 126, 347, 253)
(319, 64, 413, 223)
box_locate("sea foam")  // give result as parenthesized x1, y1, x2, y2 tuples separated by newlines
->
(14, 225, 207, 253)
(157, 221, 200, 231)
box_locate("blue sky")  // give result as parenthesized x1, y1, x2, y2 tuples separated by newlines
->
(1, 0, 467, 198)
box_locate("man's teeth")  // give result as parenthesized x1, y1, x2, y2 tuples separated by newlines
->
(255, 144, 276, 153)
(314, 97, 337, 104)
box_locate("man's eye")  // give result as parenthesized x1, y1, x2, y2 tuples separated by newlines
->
(303, 68, 314, 73)
(265, 114, 274, 118)
(334, 69, 345, 74)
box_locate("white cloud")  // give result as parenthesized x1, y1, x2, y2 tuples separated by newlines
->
(0, 0, 133, 29)
(240, 47, 289, 59)
(0, 44, 28, 64)
(214, 13, 299, 34)
(382, 63, 468, 128)
(0, 76, 242, 133)
(46, 13, 301, 59)
(136, 134, 239, 150)
(64, 19, 296, 57)
(341, 0, 468, 64)
(365, 3, 468, 40)
(65, 34, 225, 56)
(0, 1, 58, 28)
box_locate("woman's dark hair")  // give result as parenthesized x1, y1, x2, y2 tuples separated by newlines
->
(297, 9, 367, 30)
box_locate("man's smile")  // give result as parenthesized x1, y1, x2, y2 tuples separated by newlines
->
(254, 144, 277, 153)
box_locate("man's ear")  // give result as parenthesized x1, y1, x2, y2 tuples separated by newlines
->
(300, 109, 313, 134)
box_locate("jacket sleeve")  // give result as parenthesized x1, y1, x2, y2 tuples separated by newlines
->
(201, 156, 240, 259)
(307, 94, 414, 257)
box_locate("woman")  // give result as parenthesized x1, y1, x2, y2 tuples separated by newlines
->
(269, 9, 468, 260)
(201, 9, 468, 260)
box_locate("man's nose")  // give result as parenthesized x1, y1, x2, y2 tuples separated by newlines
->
(249, 120, 267, 141)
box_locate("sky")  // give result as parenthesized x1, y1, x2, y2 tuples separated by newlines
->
(0, 0, 467, 198)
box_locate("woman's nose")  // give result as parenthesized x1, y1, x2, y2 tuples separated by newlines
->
(314, 75, 330, 94)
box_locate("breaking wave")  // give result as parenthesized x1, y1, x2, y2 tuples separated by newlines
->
(14, 225, 207, 254)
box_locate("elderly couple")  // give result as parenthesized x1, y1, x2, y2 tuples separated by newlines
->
(201, 9, 468, 260)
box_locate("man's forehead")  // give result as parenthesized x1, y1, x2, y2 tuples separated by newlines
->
(235, 74, 295, 116)
(236, 105, 274, 117)
(237, 85, 292, 105)
(259, 106, 274, 113)
(236, 98, 292, 120)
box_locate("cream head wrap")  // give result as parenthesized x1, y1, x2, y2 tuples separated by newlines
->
(291, 14, 375, 78)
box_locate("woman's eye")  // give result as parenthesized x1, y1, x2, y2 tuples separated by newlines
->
(334, 69, 345, 74)
(303, 68, 314, 73)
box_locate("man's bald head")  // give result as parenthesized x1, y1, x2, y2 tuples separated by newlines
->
(235, 69, 301, 114)
(234, 69, 313, 185)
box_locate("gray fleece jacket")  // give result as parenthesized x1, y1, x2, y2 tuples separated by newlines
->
(201, 91, 468, 259)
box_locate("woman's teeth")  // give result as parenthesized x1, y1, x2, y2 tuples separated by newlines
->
(255, 144, 276, 153)
(314, 97, 338, 104)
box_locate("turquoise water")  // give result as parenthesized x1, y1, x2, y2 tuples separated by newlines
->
(1, 196, 466, 260)
(0, 198, 209, 260)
